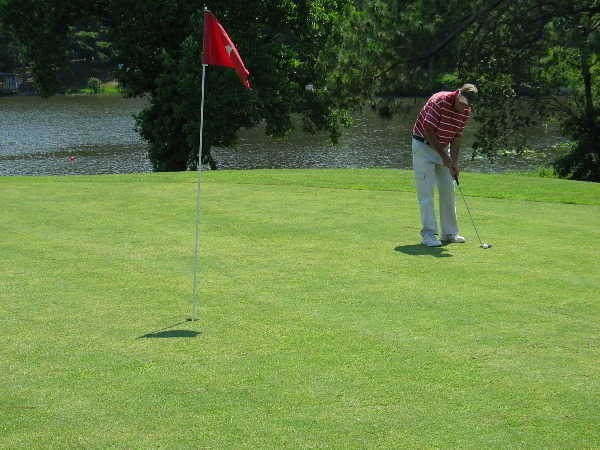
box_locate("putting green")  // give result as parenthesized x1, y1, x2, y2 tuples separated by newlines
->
(1, 169, 599, 448)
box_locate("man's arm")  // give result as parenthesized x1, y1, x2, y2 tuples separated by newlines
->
(450, 136, 461, 164)
(450, 137, 461, 180)
(423, 126, 454, 171)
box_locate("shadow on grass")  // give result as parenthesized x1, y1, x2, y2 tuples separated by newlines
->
(394, 244, 453, 258)
(138, 320, 202, 339)
(140, 330, 201, 338)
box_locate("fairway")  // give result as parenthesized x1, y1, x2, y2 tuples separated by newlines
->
(1, 169, 599, 448)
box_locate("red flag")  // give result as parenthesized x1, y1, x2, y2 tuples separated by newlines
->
(203, 11, 251, 89)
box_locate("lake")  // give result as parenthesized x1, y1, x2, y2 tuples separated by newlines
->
(0, 95, 568, 176)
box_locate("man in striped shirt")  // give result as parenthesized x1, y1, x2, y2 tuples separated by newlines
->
(411, 84, 478, 247)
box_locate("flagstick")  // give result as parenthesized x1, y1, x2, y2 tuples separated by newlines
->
(191, 63, 208, 321)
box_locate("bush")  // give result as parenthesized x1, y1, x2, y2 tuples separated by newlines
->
(87, 77, 102, 94)
(553, 136, 600, 182)
(553, 111, 600, 182)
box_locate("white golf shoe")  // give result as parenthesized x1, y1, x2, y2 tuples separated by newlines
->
(442, 234, 466, 243)
(422, 235, 442, 247)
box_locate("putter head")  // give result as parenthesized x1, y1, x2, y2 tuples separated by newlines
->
(480, 243, 492, 249)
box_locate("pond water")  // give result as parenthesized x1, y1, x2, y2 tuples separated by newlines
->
(0, 95, 568, 176)
(0, 96, 150, 176)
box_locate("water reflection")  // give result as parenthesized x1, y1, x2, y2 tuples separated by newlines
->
(214, 106, 568, 174)
(0, 144, 153, 176)
(1, 95, 151, 176)
(0, 95, 568, 176)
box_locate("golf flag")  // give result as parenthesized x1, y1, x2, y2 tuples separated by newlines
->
(203, 11, 251, 89)
(191, 9, 252, 321)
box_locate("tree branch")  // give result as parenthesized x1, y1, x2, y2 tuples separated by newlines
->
(548, 96, 577, 119)
(375, 0, 510, 79)
(420, 0, 509, 61)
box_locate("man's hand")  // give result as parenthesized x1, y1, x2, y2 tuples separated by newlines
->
(444, 158, 459, 181)
(451, 164, 460, 181)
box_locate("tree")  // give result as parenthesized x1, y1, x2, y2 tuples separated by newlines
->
(331, 0, 600, 181)
(544, 8, 600, 181)
(0, 12, 23, 74)
(0, 32, 22, 72)
(63, 24, 114, 64)
(456, 0, 600, 181)
(0, 0, 355, 171)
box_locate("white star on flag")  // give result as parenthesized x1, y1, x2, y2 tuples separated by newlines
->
(225, 45, 233, 56)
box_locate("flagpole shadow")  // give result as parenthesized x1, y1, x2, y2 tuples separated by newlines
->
(137, 320, 202, 339)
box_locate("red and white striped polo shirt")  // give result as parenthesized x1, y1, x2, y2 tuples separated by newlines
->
(412, 90, 471, 146)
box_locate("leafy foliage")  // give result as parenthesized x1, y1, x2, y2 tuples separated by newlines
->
(1, 0, 356, 171)
(67, 26, 114, 63)
(332, 0, 600, 181)
(0, 31, 22, 72)
(86, 77, 101, 94)
(2, 0, 599, 179)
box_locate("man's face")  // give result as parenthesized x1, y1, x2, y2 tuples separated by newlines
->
(455, 95, 469, 113)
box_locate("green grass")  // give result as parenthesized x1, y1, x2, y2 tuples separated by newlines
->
(68, 88, 122, 96)
(2, 169, 600, 448)
(67, 82, 123, 96)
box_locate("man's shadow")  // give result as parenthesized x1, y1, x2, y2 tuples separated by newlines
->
(394, 244, 453, 258)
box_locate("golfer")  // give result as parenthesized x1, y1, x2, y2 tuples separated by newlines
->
(412, 83, 478, 247)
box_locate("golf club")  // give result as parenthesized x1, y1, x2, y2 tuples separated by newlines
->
(454, 175, 492, 249)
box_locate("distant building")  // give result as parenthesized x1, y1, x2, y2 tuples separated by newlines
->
(0, 73, 23, 94)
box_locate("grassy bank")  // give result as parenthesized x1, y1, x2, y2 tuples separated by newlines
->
(2, 169, 599, 448)
(66, 81, 123, 96)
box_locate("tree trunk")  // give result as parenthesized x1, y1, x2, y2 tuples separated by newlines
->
(580, 41, 595, 129)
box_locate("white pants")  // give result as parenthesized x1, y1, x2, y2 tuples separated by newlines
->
(412, 138, 459, 238)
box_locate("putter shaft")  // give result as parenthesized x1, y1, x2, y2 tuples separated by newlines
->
(456, 180, 484, 246)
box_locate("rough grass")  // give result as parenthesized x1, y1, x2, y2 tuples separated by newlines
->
(1, 169, 599, 449)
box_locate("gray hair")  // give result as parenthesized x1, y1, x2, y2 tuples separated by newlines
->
(460, 84, 478, 102)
